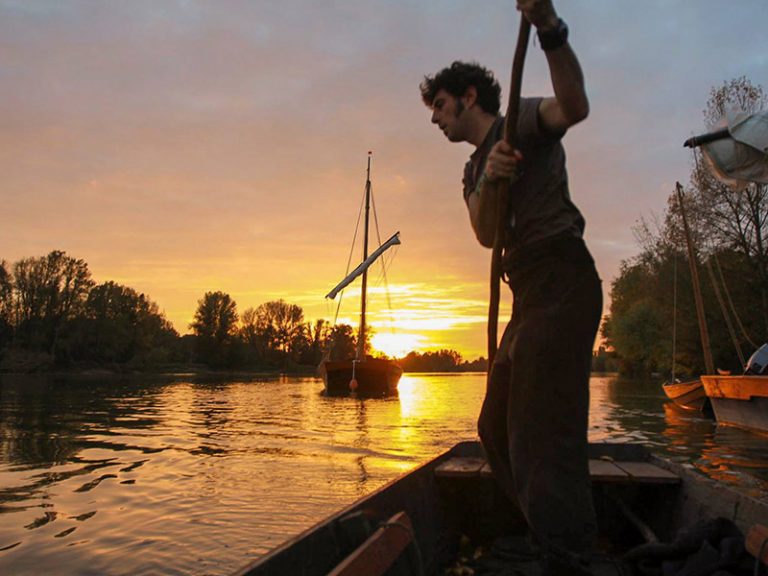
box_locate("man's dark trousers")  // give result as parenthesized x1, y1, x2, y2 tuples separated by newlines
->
(478, 234, 602, 568)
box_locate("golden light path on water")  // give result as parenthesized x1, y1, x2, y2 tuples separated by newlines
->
(1, 373, 767, 576)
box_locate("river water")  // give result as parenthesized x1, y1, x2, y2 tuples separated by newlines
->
(1, 373, 767, 575)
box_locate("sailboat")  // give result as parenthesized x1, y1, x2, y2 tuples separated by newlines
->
(319, 153, 403, 397)
(661, 253, 709, 412)
(674, 182, 767, 430)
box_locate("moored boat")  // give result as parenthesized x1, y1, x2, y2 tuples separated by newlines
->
(321, 152, 402, 397)
(662, 378, 710, 412)
(701, 374, 768, 433)
(233, 441, 768, 575)
(320, 356, 402, 397)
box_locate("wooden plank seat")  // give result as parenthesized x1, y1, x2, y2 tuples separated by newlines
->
(611, 460, 680, 484)
(435, 456, 680, 485)
(328, 511, 418, 576)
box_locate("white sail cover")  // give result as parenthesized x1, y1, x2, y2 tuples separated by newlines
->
(702, 110, 768, 189)
(325, 232, 401, 300)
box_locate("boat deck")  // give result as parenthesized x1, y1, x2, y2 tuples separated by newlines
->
(435, 456, 680, 485)
(235, 442, 768, 576)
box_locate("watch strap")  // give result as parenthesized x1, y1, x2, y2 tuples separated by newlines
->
(537, 18, 568, 51)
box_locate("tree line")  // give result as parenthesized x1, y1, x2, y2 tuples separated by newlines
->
(397, 349, 487, 372)
(0, 250, 179, 372)
(602, 77, 768, 378)
(0, 252, 368, 372)
(0, 252, 485, 373)
(187, 291, 362, 369)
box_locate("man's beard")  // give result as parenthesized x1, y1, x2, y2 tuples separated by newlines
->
(445, 98, 465, 141)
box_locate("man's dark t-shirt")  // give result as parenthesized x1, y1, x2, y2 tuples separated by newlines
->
(462, 97, 585, 261)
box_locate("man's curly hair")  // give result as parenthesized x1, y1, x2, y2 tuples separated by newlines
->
(420, 61, 501, 115)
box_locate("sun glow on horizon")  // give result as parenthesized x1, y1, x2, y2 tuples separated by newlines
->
(370, 332, 426, 359)
(319, 281, 505, 360)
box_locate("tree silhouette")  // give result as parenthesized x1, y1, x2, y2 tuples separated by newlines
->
(604, 78, 768, 377)
(190, 291, 239, 366)
(0, 261, 12, 349)
(12, 250, 94, 355)
(71, 281, 178, 365)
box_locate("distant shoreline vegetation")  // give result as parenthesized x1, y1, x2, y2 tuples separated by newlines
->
(601, 78, 767, 379)
(0, 251, 617, 377)
(0, 250, 497, 375)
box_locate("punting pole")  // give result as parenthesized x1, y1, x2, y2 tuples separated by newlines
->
(488, 15, 532, 372)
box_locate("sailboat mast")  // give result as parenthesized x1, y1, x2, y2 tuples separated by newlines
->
(675, 182, 715, 375)
(357, 152, 372, 361)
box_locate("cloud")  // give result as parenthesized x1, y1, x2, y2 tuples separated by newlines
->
(2, 0, 766, 356)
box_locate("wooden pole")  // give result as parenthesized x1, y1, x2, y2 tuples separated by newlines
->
(675, 182, 715, 375)
(488, 16, 532, 370)
(357, 153, 372, 362)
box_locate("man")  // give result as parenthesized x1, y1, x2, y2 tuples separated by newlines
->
(420, 1, 602, 574)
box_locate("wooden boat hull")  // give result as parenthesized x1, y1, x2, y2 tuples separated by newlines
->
(233, 441, 767, 575)
(662, 378, 710, 411)
(321, 357, 402, 397)
(701, 375, 768, 432)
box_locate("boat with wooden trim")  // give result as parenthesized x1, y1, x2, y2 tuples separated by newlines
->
(661, 242, 711, 414)
(700, 374, 768, 433)
(320, 152, 403, 397)
(662, 378, 710, 412)
(233, 441, 768, 575)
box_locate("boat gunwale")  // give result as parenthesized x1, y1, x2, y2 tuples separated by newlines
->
(232, 441, 768, 575)
(233, 442, 654, 575)
(232, 442, 475, 576)
(701, 374, 768, 400)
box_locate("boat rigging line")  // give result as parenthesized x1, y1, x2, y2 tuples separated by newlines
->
(325, 154, 401, 333)
(369, 183, 399, 336)
(683, 149, 759, 368)
(705, 257, 746, 370)
(329, 173, 368, 326)
(714, 251, 757, 350)
(672, 254, 677, 383)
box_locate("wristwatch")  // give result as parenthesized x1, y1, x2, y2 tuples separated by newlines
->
(537, 18, 569, 51)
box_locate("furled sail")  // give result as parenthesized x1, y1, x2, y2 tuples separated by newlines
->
(325, 232, 400, 300)
(685, 109, 768, 189)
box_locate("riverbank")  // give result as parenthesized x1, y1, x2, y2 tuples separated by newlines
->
(0, 364, 319, 380)
(1, 363, 621, 380)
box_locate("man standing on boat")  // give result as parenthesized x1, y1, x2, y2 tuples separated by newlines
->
(420, 1, 601, 574)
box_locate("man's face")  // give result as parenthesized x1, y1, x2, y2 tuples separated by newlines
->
(430, 88, 467, 142)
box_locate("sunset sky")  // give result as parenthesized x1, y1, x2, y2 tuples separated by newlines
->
(2, 1, 766, 359)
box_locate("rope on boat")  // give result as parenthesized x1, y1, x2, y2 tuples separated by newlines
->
(714, 251, 758, 350)
(608, 494, 659, 544)
(331, 181, 368, 326)
(688, 149, 758, 363)
(672, 254, 677, 382)
(706, 258, 746, 369)
(369, 181, 399, 342)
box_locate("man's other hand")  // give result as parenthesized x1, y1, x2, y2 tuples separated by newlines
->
(517, 0, 559, 31)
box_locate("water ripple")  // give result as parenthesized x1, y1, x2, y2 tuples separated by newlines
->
(1, 373, 766, 576)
